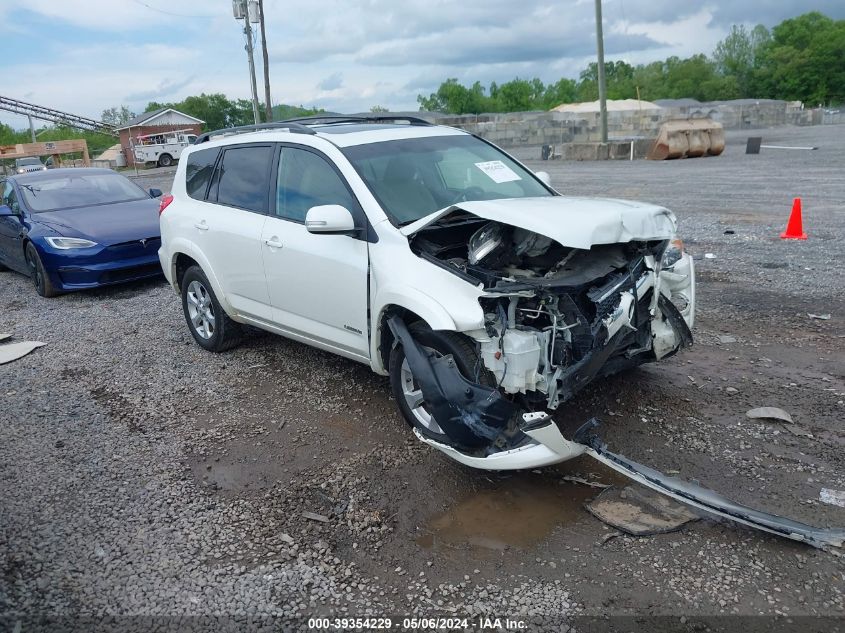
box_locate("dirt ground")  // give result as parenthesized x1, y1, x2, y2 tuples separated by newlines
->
(2, 124, 844, 631)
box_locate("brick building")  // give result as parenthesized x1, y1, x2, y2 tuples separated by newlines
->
(116, 108, 204, 166)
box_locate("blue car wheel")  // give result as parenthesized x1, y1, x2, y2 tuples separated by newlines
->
(25, 243, 59, 298)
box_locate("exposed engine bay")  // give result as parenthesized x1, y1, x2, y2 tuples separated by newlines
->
(389, 210, 845, 552)
(405, 211, 695, 455)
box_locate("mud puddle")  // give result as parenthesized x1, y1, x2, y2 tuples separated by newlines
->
(416, 474, 601, 551)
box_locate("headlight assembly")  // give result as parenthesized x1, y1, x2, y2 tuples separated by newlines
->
(661, 238, 685, 268)
(468, 222, 505, 265)
(45, 237, 98, 250)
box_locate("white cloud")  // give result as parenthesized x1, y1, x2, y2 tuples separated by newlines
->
(2, 0, 844, 128)
(3, 0, 224, 30)
(317, 72, 345, 92)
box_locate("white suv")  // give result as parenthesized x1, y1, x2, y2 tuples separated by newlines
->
(158, 116, 695, 471)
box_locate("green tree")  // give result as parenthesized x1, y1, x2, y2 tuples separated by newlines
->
(415, 11, 845, 112)
(713, 25, 770, 97)
(145, 93, 253, 130)
(631, 61, 667, 101)
(542, 78, 578, 109)
(495, 78, 537, 112)
(101, 105, 136, 126)
(417, 78, 488, 114)
(272, 104, 324, 120)
(577, 61, 635, 101)
(754, 12, 845, 104)
(661, 55, 738, 101)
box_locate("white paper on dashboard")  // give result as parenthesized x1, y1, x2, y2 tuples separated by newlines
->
(474, 160, 521, 183)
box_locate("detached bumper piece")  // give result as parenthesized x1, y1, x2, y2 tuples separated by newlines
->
(387, 316, 514, 450)
(531, 415, 842, 550)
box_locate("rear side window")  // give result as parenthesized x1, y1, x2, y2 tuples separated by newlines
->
(214, 145, 274, 212)
(185, 148, 219, 200)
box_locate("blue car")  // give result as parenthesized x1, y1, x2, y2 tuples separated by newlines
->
(0, 168, 163, 297)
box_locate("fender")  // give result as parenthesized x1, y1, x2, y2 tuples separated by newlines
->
(161, 235, 195, 287)
(167, 241, 237, 319)
(369, 284, 487, 374)
(369, 287, 458, 375)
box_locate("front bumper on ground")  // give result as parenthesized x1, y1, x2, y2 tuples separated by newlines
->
(421, 412, 845, 550)
(412, 426, 585, 470)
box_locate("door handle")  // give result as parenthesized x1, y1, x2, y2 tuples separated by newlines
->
(264, 237, 283, 249)
(194, 221, 208, 231)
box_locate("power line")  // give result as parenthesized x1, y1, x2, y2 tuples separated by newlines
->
(128, 0, 216, 19)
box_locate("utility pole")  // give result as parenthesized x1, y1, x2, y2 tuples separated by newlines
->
(27, 115, 36, 143)
(258, 0, 273, 122)
(594, 0, 608, 143)
(233, 0, 261, 125)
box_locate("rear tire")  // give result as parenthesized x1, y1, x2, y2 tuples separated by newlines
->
(158, 153, 173, 168)
(25, 243, 58, 298)
(180, 265, 242, 352)
(389, 321, 493, 431)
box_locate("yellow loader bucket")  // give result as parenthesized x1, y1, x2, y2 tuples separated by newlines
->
(647, 119, 725, 160)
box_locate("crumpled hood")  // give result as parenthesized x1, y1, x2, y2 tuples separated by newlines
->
(401, 196, 677, 249)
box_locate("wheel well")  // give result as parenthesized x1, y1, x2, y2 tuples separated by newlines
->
(173, 252, 199, 291)
(378, 306, 423, 371)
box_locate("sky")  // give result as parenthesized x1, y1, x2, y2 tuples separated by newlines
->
(1, 0, 844, 130)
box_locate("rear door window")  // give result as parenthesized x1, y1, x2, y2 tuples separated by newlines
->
(185, 147, 219, 201)
(212, 145, 274, 213)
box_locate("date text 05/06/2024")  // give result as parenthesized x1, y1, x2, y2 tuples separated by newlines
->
(307, 616, 527, 630)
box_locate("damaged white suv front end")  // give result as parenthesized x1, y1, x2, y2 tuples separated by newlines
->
(163, 119, 844, 549)
(391, 195, 695, 470)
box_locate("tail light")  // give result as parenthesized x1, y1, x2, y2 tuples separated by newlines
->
(159, 194, 174, 215)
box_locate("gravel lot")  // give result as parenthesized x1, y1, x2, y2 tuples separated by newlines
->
(1, 124, 844, 631)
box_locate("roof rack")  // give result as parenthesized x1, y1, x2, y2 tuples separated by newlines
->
(281, 115, 434, 127)
(194, 121, 316, 144)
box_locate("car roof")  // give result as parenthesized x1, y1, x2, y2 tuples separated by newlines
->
(193, 121, 469, 151)
(313, 124, 467, 148)
(11, 167, 118, 182)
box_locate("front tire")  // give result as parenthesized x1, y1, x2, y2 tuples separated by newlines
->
(180, 266, 242, 352)
(389, 321, 493, 433)
(25, 243, 58, 297)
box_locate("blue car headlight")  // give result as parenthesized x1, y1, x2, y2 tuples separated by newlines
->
(45, 237, 99, 250)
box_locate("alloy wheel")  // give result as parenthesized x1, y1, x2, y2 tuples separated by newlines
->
(186, 280, 215, 339)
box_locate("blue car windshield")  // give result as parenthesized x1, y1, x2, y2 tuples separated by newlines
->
(341, 134, 552, 226)
(19, 173, 149, 212)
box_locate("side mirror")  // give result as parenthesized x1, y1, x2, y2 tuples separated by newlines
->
(535, 171, 552, 187)
(0, 204, 17, 217)
(149, 188, 163, 198)
(305, 205, 355, 234)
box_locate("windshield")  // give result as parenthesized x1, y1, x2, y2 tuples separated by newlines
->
(342, 135, 552, 225)
(16, 158, 42, 166)
(19, 172, 149, 212)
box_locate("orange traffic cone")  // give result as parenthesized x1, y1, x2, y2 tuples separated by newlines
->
(780, 197, 807, 240)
